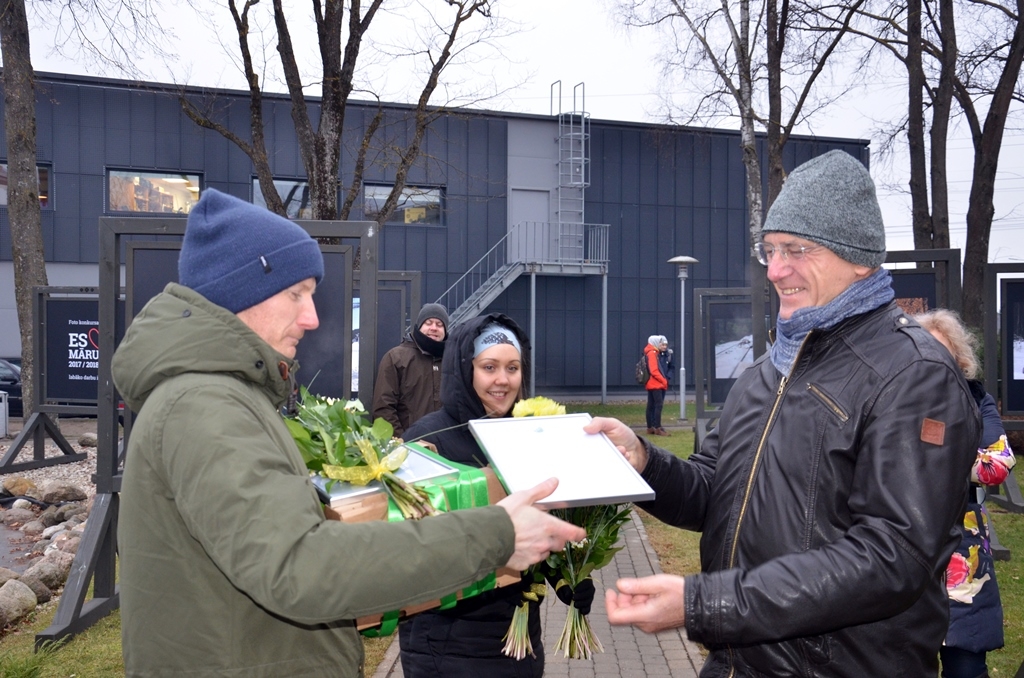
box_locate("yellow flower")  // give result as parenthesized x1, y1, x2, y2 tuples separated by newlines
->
(513, 396, 566, 418)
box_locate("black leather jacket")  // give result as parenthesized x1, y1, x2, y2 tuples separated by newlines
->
(638, 302, 981, 677)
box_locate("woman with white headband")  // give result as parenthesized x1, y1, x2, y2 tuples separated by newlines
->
(398, 312, 592, 676)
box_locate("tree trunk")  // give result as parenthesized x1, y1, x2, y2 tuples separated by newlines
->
(275, 0, 383, 221)
(733, 0, 769, 358)
(758, 0, 787, 354)
(0, 0, 46, 418)
(906, 0, 933, 251)
(961, 0, 1024, 330)
(927, 0, 955, 251)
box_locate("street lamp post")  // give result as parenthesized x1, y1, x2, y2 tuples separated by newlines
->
(668, 255, 698, 422)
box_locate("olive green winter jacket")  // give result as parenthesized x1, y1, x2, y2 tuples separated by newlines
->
(112, 283, 514, 677)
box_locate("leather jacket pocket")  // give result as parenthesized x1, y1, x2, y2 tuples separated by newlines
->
(800, 633, 833, 665)
(807, 384, 849, 423)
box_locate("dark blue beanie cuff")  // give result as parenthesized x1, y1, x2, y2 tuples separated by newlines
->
(193, 237, 323, 313)
(178, 188, 325, 313)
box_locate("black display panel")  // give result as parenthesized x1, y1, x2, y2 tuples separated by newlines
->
(1004, 280, 1024, 414)
(707, 300, 754, 405)
(891, 270, 937, 315)
(44, 297, 124, 403)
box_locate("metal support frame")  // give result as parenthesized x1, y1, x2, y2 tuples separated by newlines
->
(530, 272, 537, 397)
(983, 263, 1024, 518)
(692, 287, 751, 453)
(37, 215, 378, 648)
(883, 248, 963, 313)
(601, 272, 608, 405)
(371, 270, 422, 334)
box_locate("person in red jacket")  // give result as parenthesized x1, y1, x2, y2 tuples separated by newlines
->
(644, 335, 672, 436)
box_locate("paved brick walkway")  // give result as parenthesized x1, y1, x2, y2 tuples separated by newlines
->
(373, 510, 704, 678)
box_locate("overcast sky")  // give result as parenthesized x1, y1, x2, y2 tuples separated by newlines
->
(23, 0, 1024, 264)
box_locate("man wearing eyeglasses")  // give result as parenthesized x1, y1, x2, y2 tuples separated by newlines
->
(588, 150, 981, 677)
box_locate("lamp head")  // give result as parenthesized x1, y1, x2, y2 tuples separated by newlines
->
(668, 255, 698, 279)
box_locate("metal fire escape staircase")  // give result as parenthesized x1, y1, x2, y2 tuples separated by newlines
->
(439, 82, 608, 327)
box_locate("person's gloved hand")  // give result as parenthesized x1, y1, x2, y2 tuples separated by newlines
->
(554, 578, 596, 615)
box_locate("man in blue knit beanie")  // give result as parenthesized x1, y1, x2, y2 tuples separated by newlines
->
(588, 150, 981, 677)
(176, 188, 324, 357)
(111, 189, 584, 676)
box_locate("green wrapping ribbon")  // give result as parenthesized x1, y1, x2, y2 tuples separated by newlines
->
(360, 443, 500, 637)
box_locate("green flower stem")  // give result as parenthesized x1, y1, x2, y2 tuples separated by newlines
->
(555, 601, 603, 659)
(501, 601, 535, 660)
(381, 471, 439, 520)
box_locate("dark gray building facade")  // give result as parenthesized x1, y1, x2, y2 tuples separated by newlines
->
(0, 72, 869, 394)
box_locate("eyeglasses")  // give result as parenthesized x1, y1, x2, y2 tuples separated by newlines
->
(754, 242, 824, 266)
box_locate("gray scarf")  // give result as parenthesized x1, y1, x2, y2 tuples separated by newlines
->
(770, 268, 894, 376)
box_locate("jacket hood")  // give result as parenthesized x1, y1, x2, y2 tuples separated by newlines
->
(440, 313, 531, 424)
(112, 283, 298, 412)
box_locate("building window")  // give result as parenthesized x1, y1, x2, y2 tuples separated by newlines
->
(0, 164, 51, 208)
(364, 185, 443, 225)
(108, 170, 200, 214)
(253, 178, 315, 219)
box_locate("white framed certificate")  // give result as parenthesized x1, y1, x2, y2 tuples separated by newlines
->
(469, 413, 654, 508)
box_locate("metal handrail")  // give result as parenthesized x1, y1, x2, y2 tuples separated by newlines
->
(436, 221, 609, 314)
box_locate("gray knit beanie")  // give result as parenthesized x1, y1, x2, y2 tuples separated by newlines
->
(416, 303, 449, 331)
(761, 150, 886, 268)
(178, 189, 324, 313)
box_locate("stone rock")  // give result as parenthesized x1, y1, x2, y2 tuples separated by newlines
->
(39, 505, 61, 527)
(2, 477, 37, 497)
(60, 505, 87, 522)
(17, 575, 52, 604)
(0, 567, 19, 587)
(23, 485, 45, 501)
(70, 519, 87, 533)
(12, 498, 34, 510)
(78, 432, 98, 447)
(2, 507, 36, 526)
(23, 550, 75, 590)
(40, 482, 87, 504)
(31, 540, 50, 555)
(42, 524, 65, 539)
(21, 520, 45, 536)
(57, 535, 80, 555)
(0, 579, 38, 626)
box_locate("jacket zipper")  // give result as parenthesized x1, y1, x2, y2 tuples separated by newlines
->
(724, 336, 811, 676)
(728, 374, 788, 567)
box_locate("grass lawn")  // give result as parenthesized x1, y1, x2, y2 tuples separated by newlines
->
(0, 402, 1021, 675)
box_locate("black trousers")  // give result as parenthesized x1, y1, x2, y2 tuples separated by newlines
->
(646, 388, 666, 429)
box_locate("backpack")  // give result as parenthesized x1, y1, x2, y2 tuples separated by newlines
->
(635, 353, 650, 385)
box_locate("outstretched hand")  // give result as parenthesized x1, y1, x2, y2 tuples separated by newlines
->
(583, 417, 648, 473)
(605, 575, 686, 634)
(497, 478, 586, 571)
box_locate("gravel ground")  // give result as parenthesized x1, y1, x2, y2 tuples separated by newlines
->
(1, 417, 100, 502)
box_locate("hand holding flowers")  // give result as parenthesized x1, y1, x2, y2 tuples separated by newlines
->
(500, 397, 632, 661)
